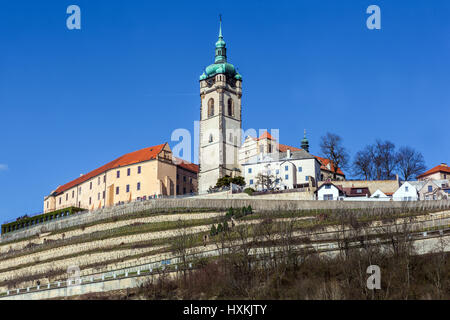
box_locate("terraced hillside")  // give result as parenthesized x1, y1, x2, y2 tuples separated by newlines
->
(0, 199, 449, 299)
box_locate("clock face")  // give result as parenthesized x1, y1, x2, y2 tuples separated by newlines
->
(206, 79, 214, 87)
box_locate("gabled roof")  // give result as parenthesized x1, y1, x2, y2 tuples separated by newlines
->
(258, 131, 274, 140)
(52, 143, 168, 195)
(417, 163, 450, 179)
(174, 157, 199, 173)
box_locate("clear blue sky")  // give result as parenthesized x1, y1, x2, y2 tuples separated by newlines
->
(0, 0, 449, 221)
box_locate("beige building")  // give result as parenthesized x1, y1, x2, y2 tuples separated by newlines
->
(44, 143, 197, 213)
(417, 163, 450, 181)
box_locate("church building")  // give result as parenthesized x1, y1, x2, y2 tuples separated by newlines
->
(198, 20, 243, 193)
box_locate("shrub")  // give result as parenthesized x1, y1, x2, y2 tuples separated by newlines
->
(217, 223, 223, 233)
(244, 188, 255, 196)
(210, 225, 217, 237)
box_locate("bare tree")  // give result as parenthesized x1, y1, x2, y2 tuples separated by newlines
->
(170, 219, 197, 285)
(374, 140, 398, 180)
(396, 146, 426, 181)
(255, 172, 278, 190)
(319, 132, 349, 180)
(353, 145, 376, 180)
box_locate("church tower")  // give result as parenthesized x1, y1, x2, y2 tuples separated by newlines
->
(198, 18, 243, 193)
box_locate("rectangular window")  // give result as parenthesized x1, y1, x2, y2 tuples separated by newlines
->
(89, 197, 92, 205)
(183, 176, 186, 182)
(116, 187, 119, 195)
(126, 184, 130, 193)
(102, 191, 105, 199)
(248, 168, 252, 174)
(72, 190, 74, 198)
(405, 186, 409, 192)
(138, 166, 141, 174)
(117, 170, 120, 178)
(137, 182, 141, 191)
(276, 169, 279, 174)
(356, 189, 362, 193)
(285, 175, 289, 180)
(79, 187, 81, 194)
(298, 167, 302, 172)
(127, 168, 131, 176)
(103, 175, 106, 183)
(66, 194, 68, 201)
(325, 185, 331, 189)
(183, 187, 186, 194)
(305, 176, 309, 181)
(428, 185, 433, 192)
(249, 179, 254, 185)
(59, 197, 61, 204)
(90, 181, 92, 190)
(98, 193, 100, 200)
(285, 166, 289, 171)
(324, 194, 333, 200)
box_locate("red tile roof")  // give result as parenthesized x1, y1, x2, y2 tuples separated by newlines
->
(314, 156, 345, 176)
(174, 157, 199, 173)
(53, 143, 167, 195)
(417, 163, 450, 179)
(258, 131, 274, 140)
(278, 143, 302, 152)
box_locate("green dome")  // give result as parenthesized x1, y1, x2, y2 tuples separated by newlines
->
(199, 18, 242, 81)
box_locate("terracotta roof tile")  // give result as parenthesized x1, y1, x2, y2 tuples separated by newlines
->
(277, 143, 302, 152)
(417, 163, 450, 179)
(314, 156, 345, 176)
(174, 157, 199, 173)
(53, 143, 167, 195)
(258, 131, 274, 140)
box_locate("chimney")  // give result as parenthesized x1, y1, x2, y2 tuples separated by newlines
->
(286, 149, 291, 158)
(441, 163, 447, 167)
(80, 174, 84, 177)
(396, 174, 399, 181)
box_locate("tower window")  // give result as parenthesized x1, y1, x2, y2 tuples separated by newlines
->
(208, 98, 214, 117)
(227, 99, 234, 116)
(209, 134, 213, 143)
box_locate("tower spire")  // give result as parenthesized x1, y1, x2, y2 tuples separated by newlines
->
(219, 14, 223, 38)
(215, 15, 227, 63)
(301, 129, 310, 152)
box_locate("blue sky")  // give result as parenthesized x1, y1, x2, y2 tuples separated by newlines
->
(0, 0, 449, 221)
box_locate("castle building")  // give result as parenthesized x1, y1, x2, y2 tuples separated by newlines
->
(44, 143, 198, 213)
(198, 20, 243, 193)
(239, 131, 346, 182)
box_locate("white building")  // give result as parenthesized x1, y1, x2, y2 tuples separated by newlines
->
(242, 149, 321, 191)
(316, 183, 345, 200)
(392, 181, 419, 201)
(370, 189, 391, 201)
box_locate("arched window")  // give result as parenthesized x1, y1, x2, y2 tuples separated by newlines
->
(227, 99, 234, 116)
(208, 98, 214, 117)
